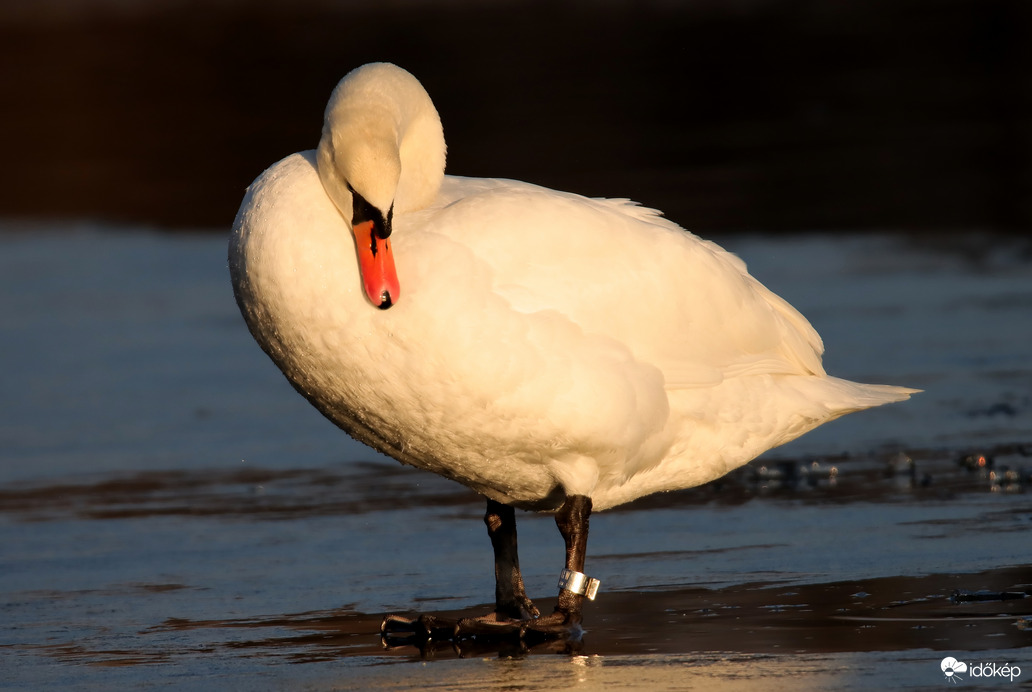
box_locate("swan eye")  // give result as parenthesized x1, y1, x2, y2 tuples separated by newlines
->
(350, 188, 392, 239)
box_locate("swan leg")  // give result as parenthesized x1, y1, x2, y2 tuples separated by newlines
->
(484, 498, 540, 620)
(381, 495, 592, 652)
(531, 494, 593, 629)
(458, 494, 595, 634)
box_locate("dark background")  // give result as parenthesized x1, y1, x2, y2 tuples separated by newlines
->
(2, 0, 1029, 233)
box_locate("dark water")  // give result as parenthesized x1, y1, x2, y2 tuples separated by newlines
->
(1, 227, 1030, 690)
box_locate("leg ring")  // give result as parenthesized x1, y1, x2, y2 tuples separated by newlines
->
(558, 568, 600, 601)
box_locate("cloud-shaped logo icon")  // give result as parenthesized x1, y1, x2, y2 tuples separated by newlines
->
(941, 657, 968, 683)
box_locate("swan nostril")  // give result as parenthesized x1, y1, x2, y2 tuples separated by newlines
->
(378, 291, 393, 309)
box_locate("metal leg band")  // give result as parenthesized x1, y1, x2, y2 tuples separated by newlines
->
(558, 568, 601, 601)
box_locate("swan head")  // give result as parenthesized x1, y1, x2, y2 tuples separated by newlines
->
(316, 63, 447, 309)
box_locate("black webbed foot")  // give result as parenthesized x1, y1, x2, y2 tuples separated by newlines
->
(380, 609, 583, 657)
(380, 613, 456, 643)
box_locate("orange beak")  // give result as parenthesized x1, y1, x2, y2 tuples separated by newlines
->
(352, 220, 400, 309)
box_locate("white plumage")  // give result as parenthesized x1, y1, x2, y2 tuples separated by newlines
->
(230, 63, 915, 517)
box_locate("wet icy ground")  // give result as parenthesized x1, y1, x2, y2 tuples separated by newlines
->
(1, 227, 1029, 690)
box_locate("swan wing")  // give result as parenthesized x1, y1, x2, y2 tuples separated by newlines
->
(422, 177, 826, 389)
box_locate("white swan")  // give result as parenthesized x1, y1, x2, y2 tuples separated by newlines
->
(229, 62, 917, 634)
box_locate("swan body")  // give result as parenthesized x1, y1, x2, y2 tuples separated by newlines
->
(230, 63, 915, 515)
